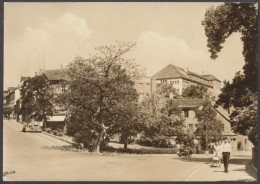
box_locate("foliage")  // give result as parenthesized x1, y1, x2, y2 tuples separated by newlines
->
(101, 146, 178, 154)
(195, 94, 222, 150)
(182, 85, 208, 99)
(202, 3, 258, 147)
(230, 93, 257, 147)
(140, 83, 185, 139)
(202, 3, 257, 92)
(20, 74, 54, 126)
(136, 136, 173, 148)
(60, 41, 142, 152)
(3, 105, 13, 114)
(73, 130, 98, 151)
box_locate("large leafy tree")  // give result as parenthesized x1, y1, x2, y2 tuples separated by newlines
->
(195, 95, 222, 151)
(140, 83, 185, 140)
(202, 3, 258, 147)
(60, 41, 141, 153)
(20, 74, 54, 127)
(182, 85, 208, 99)
(202, 3, 257, 92)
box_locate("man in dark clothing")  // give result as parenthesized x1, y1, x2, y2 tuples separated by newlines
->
(221, 137, 232, 173)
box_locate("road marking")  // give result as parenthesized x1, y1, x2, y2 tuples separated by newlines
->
(184, 164, 208, 181)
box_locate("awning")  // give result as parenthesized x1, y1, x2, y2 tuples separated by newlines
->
(47, 115, 66, 122)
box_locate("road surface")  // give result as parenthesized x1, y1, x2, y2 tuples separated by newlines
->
(3, 120, 256, 181)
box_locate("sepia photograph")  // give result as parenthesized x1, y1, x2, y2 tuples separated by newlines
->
(2, 1, 258, 182)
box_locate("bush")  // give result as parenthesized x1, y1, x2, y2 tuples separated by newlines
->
(101, 146, 178, 154)
(73, 130, 98, 151)
(45, 128, 52, 134)
(53, 130, 58, 136)
(57, 128, 63, 132)
(57, 132, 64, 136)
(136, 137, 173, 148)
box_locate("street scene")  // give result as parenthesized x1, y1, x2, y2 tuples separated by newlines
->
(3, 2, 258, 182)
(3, 119, 256, 181)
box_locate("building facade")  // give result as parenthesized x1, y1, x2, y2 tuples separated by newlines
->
(174, 98, 252, 151)
(152, 64, 221, 95)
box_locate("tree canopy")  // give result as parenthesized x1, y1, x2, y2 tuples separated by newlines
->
(195, 94, 222, 150)
(182, 85, 208, 99)
(202, 2, 258, 147)
(140, 83, 185, 140)
(20, 74, 54, 126)
(202, 3, 257, 92)
(60, 41, 142, 152)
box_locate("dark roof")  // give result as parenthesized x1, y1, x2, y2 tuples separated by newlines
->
(152, 64, 216, 87)
(152, 64, 190, 80)
(202, 74, 221, 82)
(173, 98, 202, 108)
(43, 70, 62, 81)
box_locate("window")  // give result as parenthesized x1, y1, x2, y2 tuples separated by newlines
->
(161, 80, 167, 83)
(146, 83, 150, 87)
(61, 88, 66, 93)
(188, 124, 193, 130)
(139, 83, 144, 87)
(184, 110, 189, 118)
(170, 81, 174, 84)
(146, 93, 149, 97)
(175, 80, 179, 84)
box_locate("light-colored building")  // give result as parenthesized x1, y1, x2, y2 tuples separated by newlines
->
(174, 98, 252, 151)
(134, 77, 152, 102)
(151, 64, 221, 95)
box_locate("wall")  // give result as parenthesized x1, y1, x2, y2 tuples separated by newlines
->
(135, 77, 152, 102)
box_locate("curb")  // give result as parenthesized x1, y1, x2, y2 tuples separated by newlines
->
(42, 131, 76, 145)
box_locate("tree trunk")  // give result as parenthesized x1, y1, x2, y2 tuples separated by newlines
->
(124, 136, 128, 150)
(95, 125, 106, 154)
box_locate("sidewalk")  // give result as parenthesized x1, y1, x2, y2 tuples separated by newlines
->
(186, 154, 257, 181)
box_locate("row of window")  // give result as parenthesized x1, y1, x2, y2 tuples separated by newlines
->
(170, 80, 179, 85)
(188, 123, 225, 131)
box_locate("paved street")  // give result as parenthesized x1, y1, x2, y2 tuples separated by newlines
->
(3, 120, 257, 181)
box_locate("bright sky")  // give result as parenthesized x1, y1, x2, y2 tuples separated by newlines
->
(4, 2, 245, 90)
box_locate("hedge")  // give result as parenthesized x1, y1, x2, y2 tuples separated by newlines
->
(101, 146, 178, 154)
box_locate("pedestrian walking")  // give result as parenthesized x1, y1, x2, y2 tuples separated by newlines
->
(221, 137, 231, 173)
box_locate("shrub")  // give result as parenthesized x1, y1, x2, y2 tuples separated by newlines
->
(57, 132, 64, 136)
(57, 128, 63, 132)
(73, 130, 98, 151)
(45, 128, 52, 134)
(136, 137, 173, 148)
(101, 145, 178, 154)
(53, 130, 58, 136)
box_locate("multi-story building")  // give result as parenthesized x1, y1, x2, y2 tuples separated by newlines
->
(174, 97, 252, 151)
(134, 77, 152, 102)
(151, 64, 221, 95)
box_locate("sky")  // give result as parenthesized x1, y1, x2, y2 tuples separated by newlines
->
(4, 2, 246, 90)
